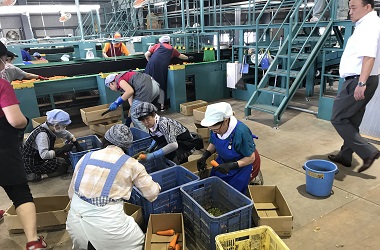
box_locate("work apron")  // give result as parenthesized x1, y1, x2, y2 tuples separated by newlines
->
(210, 121, 252, 194)
(106, 43, 122, 57)
(66, 152, 144, 250)
(144, 43, 173, 99)
(0, 116, 27, 185)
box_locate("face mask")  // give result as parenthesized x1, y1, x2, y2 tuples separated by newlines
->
(52, 124, 66, 133)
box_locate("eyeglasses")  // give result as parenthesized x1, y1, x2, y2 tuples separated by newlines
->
(210, 120, 225, 133)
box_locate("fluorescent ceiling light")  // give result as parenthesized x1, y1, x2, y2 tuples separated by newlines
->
(0, 4, 100, 15)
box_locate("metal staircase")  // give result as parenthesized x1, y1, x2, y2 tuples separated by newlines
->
(245, 0, 342, 125)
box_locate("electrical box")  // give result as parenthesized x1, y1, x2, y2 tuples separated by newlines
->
(226, 62, 242, 89)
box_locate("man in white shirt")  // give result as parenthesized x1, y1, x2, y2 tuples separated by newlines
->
(329, 0, 380, 173)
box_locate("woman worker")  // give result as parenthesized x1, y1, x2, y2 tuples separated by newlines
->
(66, 124, 161, 250)
(0, 41, 47, 249)
(104, 70, 160, 130)
(134, 102, 200, 164)
(21, 109, 84, 182)
(144, 35, 193, 111)
(196, 102, 260, 194)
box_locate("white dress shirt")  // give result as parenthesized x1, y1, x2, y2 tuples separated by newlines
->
(339, 11, 380, 78)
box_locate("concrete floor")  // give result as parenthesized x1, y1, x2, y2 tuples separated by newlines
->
(1, 97, 380, 250)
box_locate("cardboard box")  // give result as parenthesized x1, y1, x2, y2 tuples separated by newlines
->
(31, 116, 47, 128)
(195, 123, 210, 139)
(181, 153, 216, 179)
(89, 120, 122, 136)
(180, 100, 207, 116)
(145, 213, 185, 250)
(193, 106, 208, 124)
(80, 104, 122, 125)
(4, 195, 70, 233)
(123, 202, 144, 231)
(248, 186, 293, 237)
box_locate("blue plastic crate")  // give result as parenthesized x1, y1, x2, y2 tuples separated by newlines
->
(141, 156, 175, 174)
(129, 165, 199, 222)
(69, 135, 102, 168)
(127, 128, 153, 156)
(180, 177, 253, 250)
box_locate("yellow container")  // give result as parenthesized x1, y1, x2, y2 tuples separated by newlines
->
(215, 226, 290, 250)
(169, 64, 185, 70)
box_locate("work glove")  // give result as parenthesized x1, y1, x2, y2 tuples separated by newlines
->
(38, 75, 49, 80)
(109, 96, 124, 111)
(73, 141, 85, 152)
(54, 144, 74, 157)
(187, 56, 194, 61)
(215, 162, 239, 174)
(143, 149, 164, 162)
(197, 150, 212, 172)
(146, 140, 157, 153)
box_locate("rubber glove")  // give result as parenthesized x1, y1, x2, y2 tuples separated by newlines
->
(215, 162, 239, 174)
(73, 141, 85, 152)
(38, 75, 49, 80)
(109, 96, 124, 111)
(144, 149, 164, 162)
(196, 150, 212, 171)
(54, 144, 74, 156)
(146, 140, 157, 153)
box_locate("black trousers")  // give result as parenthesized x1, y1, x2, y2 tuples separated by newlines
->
(2, 183, 33, 208)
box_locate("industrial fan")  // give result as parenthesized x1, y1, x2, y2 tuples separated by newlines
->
(5, 30, 20, 41)
(59, 12, 72, 23)
(0, 0, 16, 6)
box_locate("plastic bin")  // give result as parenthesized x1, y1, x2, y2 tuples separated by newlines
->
(215, 226, 290, 250)
(127, 128, 153, 156)
(129, 165, 199, 223)
(180, 177, 253, 250)
(141, 156, 175, 174)
(69, 135, 102, 168)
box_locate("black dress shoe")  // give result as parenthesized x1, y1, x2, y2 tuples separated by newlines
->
(328, 154, 352, 167)
(358, 151, 380, 173)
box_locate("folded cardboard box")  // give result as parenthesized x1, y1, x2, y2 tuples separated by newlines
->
(180, 100, 207, 116)
(80, 104, 122, 125)
(123, 202, 144, 231)
(89, 120, 122, 136)
(193, 106, 207, 124)
(195, 123, 210, 139)
(4, 195, 70, 233)
(145, 213, 185, 250)
(248, 185, 293, 237)
(31, 116, 47, 128)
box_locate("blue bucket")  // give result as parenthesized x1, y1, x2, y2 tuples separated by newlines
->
(303, 160, 338, 197)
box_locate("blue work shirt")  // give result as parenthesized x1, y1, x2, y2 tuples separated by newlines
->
(21, 50, 32, 61)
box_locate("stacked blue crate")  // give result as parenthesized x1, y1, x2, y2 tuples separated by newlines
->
(68, 135, 102, 169)
(180, 177, 253, 250)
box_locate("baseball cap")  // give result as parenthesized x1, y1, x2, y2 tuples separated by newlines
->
(0, 41, 16, 57)
(33, 52, 41, 57)
(134, 102, 157, 119)
(201, 102, 233, 127)
(159, 35, 170, 43)
(104, 74, 117, 87)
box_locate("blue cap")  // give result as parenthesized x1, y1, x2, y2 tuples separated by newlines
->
(33, 52, 41, 57)
(46, 109, 71, 125)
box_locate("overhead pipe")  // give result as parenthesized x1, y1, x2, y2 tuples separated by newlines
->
(75, 0, 85, 41)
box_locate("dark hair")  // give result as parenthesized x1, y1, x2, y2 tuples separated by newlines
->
(137, 112, 156, 121)
(362, 0, 374, 8)
(24, 48, 30, 52)
(35, 55, 42, 59)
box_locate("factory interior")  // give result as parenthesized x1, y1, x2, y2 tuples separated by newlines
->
(1, 0, 380, 249)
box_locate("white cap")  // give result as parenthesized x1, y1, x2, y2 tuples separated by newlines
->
(201, 102, 233, 127)
(104, 74, 117, 87)
(159, 35, 170, 43)
(61, 54, 70, 62)
(46, 109, 71, 125)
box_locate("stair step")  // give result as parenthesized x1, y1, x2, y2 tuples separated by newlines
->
(277, 53, 310, 60)
(294, 36, 320, 42)
(249, 103, 278, 114)
(259, 86, 287, 96)
(268, 69, 299, 78)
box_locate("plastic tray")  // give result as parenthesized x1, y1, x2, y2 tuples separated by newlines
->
(129, 165, 199, 222)
(68, 135, 102, 168)
(127, 127, 153, 156)
(215, 226, 290, 250)
(180, 177, 253, 250)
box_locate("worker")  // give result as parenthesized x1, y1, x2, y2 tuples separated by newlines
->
(21, 109, 84, 182)
(144, 35, 193, 111)
(329, 0, 380, 173)
(197, 102, 259, 194)
(21, 47, 32, 61)
(134, 102, 201, 164)
(1, 52, 48, 82)
(104, 70, 160, 131)
(102, 32, 129, 58)
(310, 0, 349, 21)
(32, 52, 46, 60)
(0, 41, 47, 249)
(66, 124, 160, 250)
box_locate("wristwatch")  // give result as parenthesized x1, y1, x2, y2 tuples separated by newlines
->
(358, 81, 366, 87)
